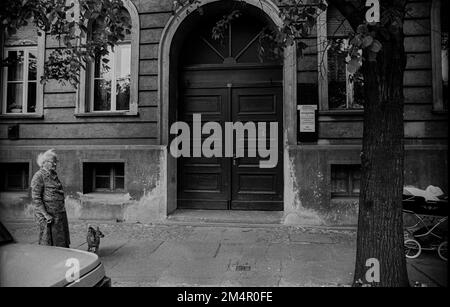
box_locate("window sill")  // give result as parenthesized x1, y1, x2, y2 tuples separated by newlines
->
(0, 113, 43, 119)
(0, 191, 29, 200)
(75, 111, 138, 118)
(81, 192, 131, 200)
(79, 192, 133, 206)
(319, 110, 364, 116)
(0, 190, 28, 194)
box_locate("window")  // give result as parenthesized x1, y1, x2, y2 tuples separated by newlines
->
(83, 163, 125, 193)
(2, 48, 38, 114)
(317, 5, 364, 111)
(1, 23, 45, 116)
(77, 0, 139, 115)
(90, 16, 131, 112)
(331, 165, 361, 198)
(0, 163, 29, 191)
(431, 0, 448, 111)
(327, 39, 364, 109)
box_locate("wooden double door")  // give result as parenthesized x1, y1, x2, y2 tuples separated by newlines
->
(177, 85, 284, 211)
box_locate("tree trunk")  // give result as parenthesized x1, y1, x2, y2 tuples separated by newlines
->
(353, 1, 409, 287)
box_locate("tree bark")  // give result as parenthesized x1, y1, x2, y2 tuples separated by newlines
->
(351, 1, 409, 287)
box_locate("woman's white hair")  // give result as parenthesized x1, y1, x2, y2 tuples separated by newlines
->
(37, 149, 57, 167)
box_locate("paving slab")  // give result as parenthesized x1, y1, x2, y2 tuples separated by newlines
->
(221, 270, 282, 287)
(216, 243, 268, 261)
(407, 253, 447, 287)
(157, 258, 228, 286)
(289, 232, 335, 244)
(266, 243, 292, 260)
(288, 243, 337, 262)
(221, 228, 263, 244)
(185, 227, 226, 242)
(105, 240, 170, 283)
(280, 260, 354, 286)
(7, 222, 39, 244)
(152, 240, 220, 261)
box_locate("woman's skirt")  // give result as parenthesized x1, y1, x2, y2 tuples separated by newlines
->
(37, 211, 71, 248)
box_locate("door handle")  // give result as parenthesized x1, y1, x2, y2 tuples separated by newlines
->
(233, 155, 240, 166)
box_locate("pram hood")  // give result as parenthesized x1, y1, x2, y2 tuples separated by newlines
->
(403, 185, 445, 202)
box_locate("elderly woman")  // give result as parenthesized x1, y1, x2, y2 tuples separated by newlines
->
(31, 149, 70, 247)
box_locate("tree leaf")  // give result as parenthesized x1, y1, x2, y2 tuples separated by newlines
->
(350, 36, 362, 48)
(370, 40, 382, 53)
(362, 36, 374, 48)
(357, 24, 369, 34)
(347, 58, 361, 74)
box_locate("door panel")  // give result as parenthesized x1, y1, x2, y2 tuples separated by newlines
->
(236, 93, 278, 116)
(177, 84, 283, 210)
(177, 88, 230, 209)
(231, 87, 283, 211)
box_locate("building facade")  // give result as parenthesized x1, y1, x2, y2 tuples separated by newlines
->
(0, 0, 447, 226)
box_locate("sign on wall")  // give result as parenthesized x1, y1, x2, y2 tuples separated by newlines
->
(298, 105, 318, 142)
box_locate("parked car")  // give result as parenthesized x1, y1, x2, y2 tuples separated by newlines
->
(0, 222, 111, 287)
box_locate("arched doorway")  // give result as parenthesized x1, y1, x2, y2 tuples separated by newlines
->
(176, 2, 283, 210)
(159, 0, 298, 215)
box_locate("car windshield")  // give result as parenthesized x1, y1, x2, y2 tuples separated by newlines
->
(0, 222, 14, 244)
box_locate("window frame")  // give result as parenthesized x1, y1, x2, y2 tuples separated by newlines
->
(82, 160, 126, 194)
(0, 162, 31, 192)
(329, 163, 361, 199)
(330, 164, 361, 198)
(92, 164, 125, 192)
(316, 7, 364, 112)
(76, 0, 139, 116)
(89, 43, 132, 113)
(2, 46, 38, 114)
(431, 0, 447, 112)
(0, 29, 45, 118)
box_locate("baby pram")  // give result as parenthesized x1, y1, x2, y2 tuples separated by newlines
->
(403, 187, 448, 261)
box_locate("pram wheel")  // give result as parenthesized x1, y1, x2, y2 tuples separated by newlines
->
(438, 241, 447, 261)
(405, 239, 422, 259)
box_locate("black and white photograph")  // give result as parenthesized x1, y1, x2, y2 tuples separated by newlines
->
(0, 0, 447, 292)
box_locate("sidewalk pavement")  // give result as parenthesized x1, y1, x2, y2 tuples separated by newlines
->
(3, 220, 447, 287)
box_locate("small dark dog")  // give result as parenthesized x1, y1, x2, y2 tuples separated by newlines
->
(86, 226, 104, 254)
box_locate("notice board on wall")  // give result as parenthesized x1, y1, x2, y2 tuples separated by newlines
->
(298, 105, 318, 142)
